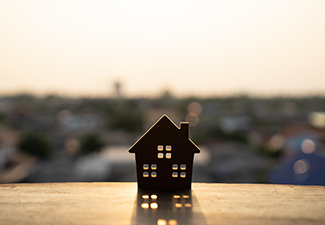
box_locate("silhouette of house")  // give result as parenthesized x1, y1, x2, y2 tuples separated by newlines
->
(129, 115, 200, 189)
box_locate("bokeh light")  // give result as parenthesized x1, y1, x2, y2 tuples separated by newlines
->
(301, 139, 315, 154)
(308, 112, 325, 128)
(187, 102, 202, 115)
(267, 134, 285, 151)
(293, 159, 309, 175)
(185, 113, 199, 127)
(56, 110, 72, 124)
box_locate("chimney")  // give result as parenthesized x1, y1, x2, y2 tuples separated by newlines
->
(180, 122, 189, 139)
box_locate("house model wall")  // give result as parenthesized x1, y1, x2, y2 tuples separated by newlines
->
(129, 115, 200, 189)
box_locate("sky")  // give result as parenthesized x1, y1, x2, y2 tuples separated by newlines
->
(0, 0, 325, 98)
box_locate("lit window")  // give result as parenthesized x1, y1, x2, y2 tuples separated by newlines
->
(150, 202, 158, 209)
(143, 164, 149, 170)
(172, 172, 178, 178)
(143, 172, 149, 177)
(166, 145, 172, 151)
(151, 172, 157, 178)
(157, 153, 163, 159)
(173, 195, 180, 198)
(180, 172, 186, 178)
(142, 195, 149, 199)
(157, 145, 163, 151)
(175, 203, 182, 208)
(166, 153, 172, 159)
(151, 164, 157, 170)
(172, 164, 178, 170)
(151, 194, 158, 199)
(141, 203, 149, 209)
(180, 164, 186, 170)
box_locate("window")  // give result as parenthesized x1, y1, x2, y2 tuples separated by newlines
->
(172, 172, 178, 178)
(180, 172, 186, 178)
(180, 164, 186, 170)
(157, 153, 163, 159)
(151, 164, 157, 170)
(166, 153, 172, 159)
(143, 164, 149, 170)
(172, 164, 178, 170)
(151, 172, 157, 178)
(143, 172, 149, 177)
(157, 145, 163, 151)
(166, 145, 172, 151)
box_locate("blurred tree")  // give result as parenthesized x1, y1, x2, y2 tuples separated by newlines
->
(18, 132, 52, 159)
(80, 133, 104, 154)
(109, 100, 144, 132)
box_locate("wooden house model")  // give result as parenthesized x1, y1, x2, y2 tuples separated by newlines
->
(129, 115, 200, 189)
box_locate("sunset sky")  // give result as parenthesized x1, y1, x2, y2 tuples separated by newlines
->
(1, 0, 325, 97)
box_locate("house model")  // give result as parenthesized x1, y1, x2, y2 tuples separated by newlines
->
(129, 115, 200, 189)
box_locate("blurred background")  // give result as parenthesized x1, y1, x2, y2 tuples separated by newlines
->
(0, 0, 325, 185)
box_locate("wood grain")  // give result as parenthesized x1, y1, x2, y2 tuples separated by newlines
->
(0, 182, 324, 225)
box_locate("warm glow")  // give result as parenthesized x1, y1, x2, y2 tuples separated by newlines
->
(175, 203, 182, 208)
(1, 1, 325, 97)
(168, 219, 178, 225)
(151, 194, 158, 199)
(183, 195, 189, 198)
(185, 203, 192, 208)
(150, 203, 158, 209)
(157, 219, 167, 225)
(141, 203, 149, 209)
(173, 195, 180, 199)
(142, 195, 149, 199)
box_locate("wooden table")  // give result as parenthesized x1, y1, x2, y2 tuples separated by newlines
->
(0, 182, 324, 225)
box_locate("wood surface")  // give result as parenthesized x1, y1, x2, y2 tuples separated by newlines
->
(0, 182, 324, 225)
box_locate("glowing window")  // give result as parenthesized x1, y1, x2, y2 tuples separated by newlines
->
(151, 164, 157, 170)
(151, 172, 157, 178)
(172, 164, 178, 170)
(180, 164, 186, 170)
(180, 172, 186, 178)
(175, 203, 182, 208)
(172, 172, 178, 178)
(173, 195, 180, 198)
(150, 202, 158, 209)
(157, 153, 164, 159)
(166, 145, 172, 151)
(166, 153, 172, 159)
(143, 164, 149, 170)
(185, 203, 192, 208)
(143, 172, 149, 177)
(157, 145, 163, 151)
(151, 194, 158, 199)
(142, 195, 149, 199)
(141, 203, 149, 209)
(183, 195, 189, 198)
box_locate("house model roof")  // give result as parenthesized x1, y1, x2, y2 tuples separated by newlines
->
(128, 114, 200, 154)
